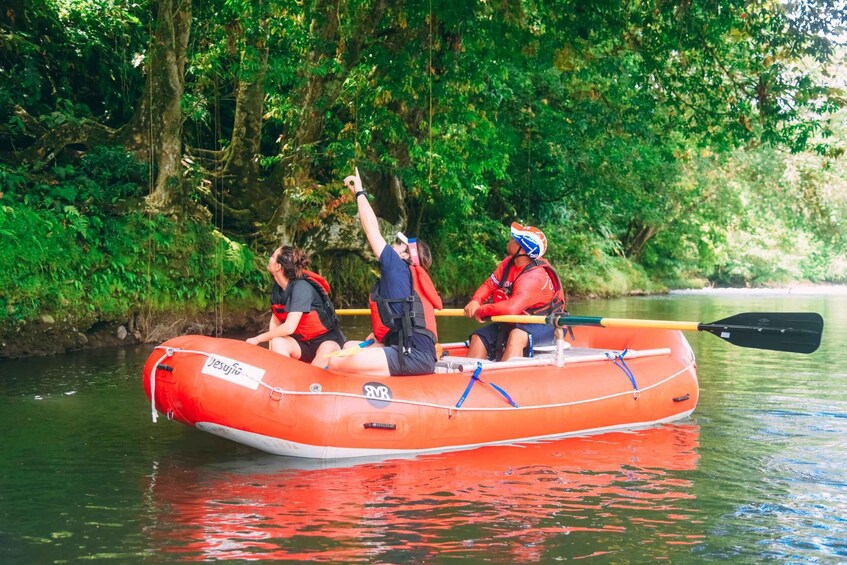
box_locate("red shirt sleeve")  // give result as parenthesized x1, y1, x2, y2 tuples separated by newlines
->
(470, 277, 496, 304)
(471, 257, 509, 304)
(476, 267, 555, 319)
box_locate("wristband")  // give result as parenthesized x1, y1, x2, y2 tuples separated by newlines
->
(355, 190, 367, 199)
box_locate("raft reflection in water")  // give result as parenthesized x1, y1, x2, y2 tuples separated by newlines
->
(145, 425, 702, 562)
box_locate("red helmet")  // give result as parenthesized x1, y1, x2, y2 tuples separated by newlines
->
(510, 222, 547, 259)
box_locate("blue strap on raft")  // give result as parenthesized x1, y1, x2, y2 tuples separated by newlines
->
(455, 362, 519, 409)
(606, 348, 639, 393)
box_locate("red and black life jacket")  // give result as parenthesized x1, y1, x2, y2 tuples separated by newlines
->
(368, 264, 441, 349)
(496, 256, 567, 316)
(271, 270, 340, 340)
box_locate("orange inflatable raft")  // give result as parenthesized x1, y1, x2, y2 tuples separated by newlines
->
(142, 326, 698, 459)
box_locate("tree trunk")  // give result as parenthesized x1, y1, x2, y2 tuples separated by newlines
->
(118, 0, 192, 212)
(261, 0, 341, 246)
(222, 42, 269, 194)
(13, 120, 115, 170)
(262, 0, 389, 244)
(202, 37, 272, 235)
(624, 223, 657, 261)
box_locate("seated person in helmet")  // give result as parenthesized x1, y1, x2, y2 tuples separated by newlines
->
(463, 222, 566, 361)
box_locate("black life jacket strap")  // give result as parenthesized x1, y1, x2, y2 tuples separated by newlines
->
(372, 266, 436, 349)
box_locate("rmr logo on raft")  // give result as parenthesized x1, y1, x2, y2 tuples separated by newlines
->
(363, 381, 392, 408)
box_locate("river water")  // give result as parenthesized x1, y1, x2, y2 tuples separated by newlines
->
(1, 290, 845, 563)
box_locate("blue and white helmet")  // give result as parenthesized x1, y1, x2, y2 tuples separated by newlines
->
(510, 222, 547, 259)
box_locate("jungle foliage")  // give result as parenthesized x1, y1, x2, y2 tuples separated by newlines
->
(0, 0, 846, 336)
(0, 148, 264, 333)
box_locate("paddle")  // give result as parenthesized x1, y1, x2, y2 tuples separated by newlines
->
(336, 309, 823, 354)
(336, 309, 466, 316)
(327, 338, 375, 358)
(491, 312, 824, 354)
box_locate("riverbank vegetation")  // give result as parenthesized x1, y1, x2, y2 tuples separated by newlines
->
(1, 1, 845, 354)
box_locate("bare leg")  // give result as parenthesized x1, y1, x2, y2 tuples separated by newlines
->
(328, 348, 391, 376)
(466, 334, 488, 359)
(501, 328, 529, 361)
(312, 340, 340, 367)
(269, 336, 302, 360)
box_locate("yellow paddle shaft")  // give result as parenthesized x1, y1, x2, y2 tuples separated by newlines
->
(600, 318, 700, 331)
(336, 308, 466, 317)
(491, 315, 701, 331)
(326, 346, 367, 358)
(337, 309, 700, 331)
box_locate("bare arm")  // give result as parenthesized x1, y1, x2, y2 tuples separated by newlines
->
(247, 312, 304, 345)
(344, 168, 386, 258)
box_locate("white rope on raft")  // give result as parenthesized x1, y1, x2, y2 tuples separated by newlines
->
(149, 351, 171, 423)
(148, 346, 691, 420)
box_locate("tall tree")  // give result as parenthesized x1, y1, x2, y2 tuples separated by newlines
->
(120, 0, 193, 211)
(261, 0, 390, 245)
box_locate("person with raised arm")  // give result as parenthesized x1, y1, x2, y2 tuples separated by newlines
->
(329, 168, 443, 376)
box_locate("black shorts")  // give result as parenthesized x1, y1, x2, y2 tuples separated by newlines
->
(383, 345, 437, 376)
(294, 327, 346, 363)
(471, 322, 555, 360)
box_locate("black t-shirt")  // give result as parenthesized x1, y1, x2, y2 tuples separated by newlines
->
(273, 279, 323, 313)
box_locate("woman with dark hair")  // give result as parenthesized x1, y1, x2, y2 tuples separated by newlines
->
(247, 246, 345, 367)
(328, 168, 443, 376)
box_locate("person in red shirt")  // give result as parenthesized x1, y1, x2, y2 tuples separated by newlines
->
(463, 222, 566, 361)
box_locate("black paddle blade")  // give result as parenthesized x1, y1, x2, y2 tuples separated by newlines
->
(699, 312, 824, 354)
